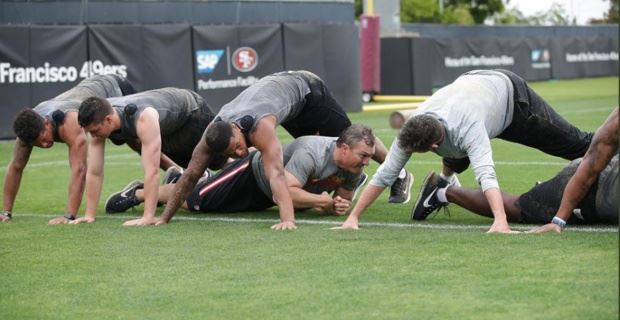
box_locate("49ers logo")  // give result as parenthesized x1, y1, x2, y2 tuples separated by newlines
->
(232, 47, 258, 72)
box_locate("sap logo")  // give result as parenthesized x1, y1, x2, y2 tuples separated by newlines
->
(531, 48, 550, 62)
(232, 47, 258, 72)
(196, 50, 224, 74)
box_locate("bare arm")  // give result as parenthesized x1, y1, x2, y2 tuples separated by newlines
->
(284, 171, 333, 210)
(2, 139, 33, 220)
(48, 114, 88, 225)
(252, 119, 296, 230)
(158, 138, 210, 224)
(483, 187, 512, 233)
(336, 184, 386, 230)
(123, 108, 161, 226)
(123, 135, 178, 171)
(61, 113, 88, 217)
(557, 108, 619, 221)
(72, 135, 105, 223)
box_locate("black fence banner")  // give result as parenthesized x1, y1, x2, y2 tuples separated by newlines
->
(192, 24, 284, 111)
(0, 25, 87, 138)
(142, 24, 194, 90)
(382, 36, 618, 95)
(551, 36, 619, 79)
(380, 37, 414, 95)
(283, 23, 361, 112)
(88, 25, 193, 93)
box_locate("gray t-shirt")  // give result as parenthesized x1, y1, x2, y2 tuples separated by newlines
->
(107, 88, 202, 145)
(215, 71, 311, 135)
(33, 75, 125, 142)
(371, 70, 514, 192)
(252, 136, 362, 199)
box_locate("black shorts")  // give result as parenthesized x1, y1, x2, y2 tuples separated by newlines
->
(281, 71, 352, 138)
(442, 69, 593, 174)
(186, 152, 274, 213)
(161, 95, 215, 168)
(110, 74, 137, 96)
(516, 160, 599, 225)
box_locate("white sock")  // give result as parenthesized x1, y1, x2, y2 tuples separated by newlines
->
(436, 186, 449, 203)
(398, 169, 407, 179)
(439, 173, 460, 187)
(439, 172, 452, 182)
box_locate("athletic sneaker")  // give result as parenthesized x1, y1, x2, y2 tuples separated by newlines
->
(388, 171, 414, 203)
(352, 172, 369, 201)
(105, 180, 143, 213)
(411, 171, 448, 221)
(162, 166, 183, 185)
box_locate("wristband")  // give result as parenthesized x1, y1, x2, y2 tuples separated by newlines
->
(63, 213, 76, 221)
(551, 216, 566, 229)
(1, 211, 12, 219)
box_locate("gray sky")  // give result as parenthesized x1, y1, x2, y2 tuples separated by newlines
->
(508, 0, 610, 24)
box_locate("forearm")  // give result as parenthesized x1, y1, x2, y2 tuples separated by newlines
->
(346, 184, 385, 221)
(65, 167, 86, 215)
(160, 172, 199, 222)
(555, 166, 598, 221)
(141, 171, 160, 219)
(483, 187, 507, 222)
(159, 153, 178, 171)
(290, 188, 331, 209)
(84, 171, 103, 219)
(3, 167, 23, 212)
(270, 175, 295, 222)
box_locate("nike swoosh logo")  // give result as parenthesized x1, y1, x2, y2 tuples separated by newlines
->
(422, 189, 438, 208)
(120, 185, 135, 198)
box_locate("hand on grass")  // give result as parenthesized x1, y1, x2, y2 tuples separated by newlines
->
(123, 217, 158, 226)
(0, 214, 11, 222)
(487, 220, 519, 234)
(70, 217, 95, 224)
(331, 218, 359, 230)
(48, 216, 71, 225)
(154, 219, 169, 226)
(270, 220, 297, 231)
(527, 223, 562, 234)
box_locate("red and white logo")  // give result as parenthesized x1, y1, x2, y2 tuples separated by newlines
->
(232, 47, 258, 72)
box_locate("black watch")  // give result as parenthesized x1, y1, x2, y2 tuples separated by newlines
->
(63, 213, 76, 221)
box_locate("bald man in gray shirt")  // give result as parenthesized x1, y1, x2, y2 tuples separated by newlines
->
(338, 69, 592, 233)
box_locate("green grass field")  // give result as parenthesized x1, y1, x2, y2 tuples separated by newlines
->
(1, 77, 618, 319)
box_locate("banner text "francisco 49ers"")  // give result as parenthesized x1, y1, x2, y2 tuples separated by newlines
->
(0, 61, 127, 84)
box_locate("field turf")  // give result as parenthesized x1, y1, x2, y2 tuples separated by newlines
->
(0, 77, 618, 319)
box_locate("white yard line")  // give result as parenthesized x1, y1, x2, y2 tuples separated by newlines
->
(0, 157, 567, 171)
(13, 213, 618, 233)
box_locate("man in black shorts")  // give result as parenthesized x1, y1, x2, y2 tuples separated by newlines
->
(1, 74, 135, 224)
(160, 70, 412, 231)
(70, 88, 215, 226)
(410, 108, 618, 230)
(104, 125, 375, 223)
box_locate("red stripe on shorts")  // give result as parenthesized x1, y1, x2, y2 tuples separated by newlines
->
(198, 159, 251, 197)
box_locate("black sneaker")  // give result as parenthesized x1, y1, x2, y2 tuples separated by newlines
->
(388, 171, 414, 204)
(352, 172, 369, 201)
(411, 171, 448, 221)
(105, 180, 143, 213)
(162, 166, 183, 185)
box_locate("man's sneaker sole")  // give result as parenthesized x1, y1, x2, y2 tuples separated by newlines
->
(163, 166, 183, 185)
(105, 180, 143, 214)
(411, 171, 437, 221)
(388, 172, 414, 204)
